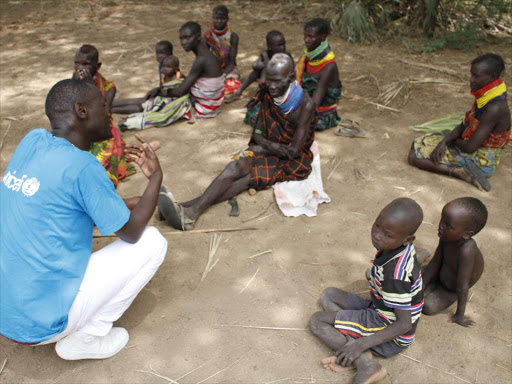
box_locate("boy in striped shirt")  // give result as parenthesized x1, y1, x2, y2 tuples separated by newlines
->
(310, 198, 424, 384)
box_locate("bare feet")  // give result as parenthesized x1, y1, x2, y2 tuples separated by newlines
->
(322, 351, 372, 373)
(352, 357, 387, 384)
(322, 356, 355, 372)
(228, 198, 239, 217)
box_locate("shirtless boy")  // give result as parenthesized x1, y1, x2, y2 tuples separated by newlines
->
(112, 40, 173, 115)
(310, 198, 424, 384)
(227, 30, 292, 102)
(422, 197, 487, 327)
(167, 21, 224, 119)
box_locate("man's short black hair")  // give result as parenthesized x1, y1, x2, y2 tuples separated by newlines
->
(266, 30, 284, 46)
(45, 79, 97, 122)
(77, 44, 99, 63)
(304, 18, 330, 36)
(156, 40, 173, 55)
(452, 197, 488, 235)
(213, 5, 228, 15)
(472, 53, 505, 78)
(180, 21, 201, 35)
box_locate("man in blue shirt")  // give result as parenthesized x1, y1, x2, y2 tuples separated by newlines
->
(0, 79, 167, 360)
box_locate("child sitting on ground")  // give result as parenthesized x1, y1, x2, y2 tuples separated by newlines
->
(72, 44, 134, 187)
(310, 198, 424, 384)
(226, 30, 292, 103)
(118, 55, 191, 131)
(203, 5, 241, 95)
(422, 197, 487, 327)
(112, 40, 173, 115)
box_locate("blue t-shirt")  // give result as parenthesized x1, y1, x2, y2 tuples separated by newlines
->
(0, 129, 130, 343)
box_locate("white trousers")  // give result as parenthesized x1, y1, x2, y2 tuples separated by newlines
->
(39, 226, 167, 344)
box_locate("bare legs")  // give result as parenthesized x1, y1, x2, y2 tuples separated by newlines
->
(181, 157, 253, 223)
(310, 288, 386, 383)
(112, 98, 145, 115)
(407, 149, 475, 185)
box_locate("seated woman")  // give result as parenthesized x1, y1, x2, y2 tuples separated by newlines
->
(408, 53, 510, 192)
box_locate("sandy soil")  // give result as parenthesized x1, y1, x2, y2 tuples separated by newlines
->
(1, 1, 511, 383)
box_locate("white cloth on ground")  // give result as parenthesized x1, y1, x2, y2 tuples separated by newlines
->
(38, 226, 167, 344)
(272, 141, 331, 217)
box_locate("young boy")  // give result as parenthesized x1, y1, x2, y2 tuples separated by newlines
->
(203, 5, 241, 95)
(112, 40, 173, 115)
(72, 44, 134, 187)
(118, 55, 191, 131)
(422, 197, 487, 327)
(226, 30, 292, 103)
(310, 198, 424, 384)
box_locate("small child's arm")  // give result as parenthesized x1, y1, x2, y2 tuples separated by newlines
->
(335, 309, 412, 367)
(452, 246, 476, 327)
(421, 243, 443, 287)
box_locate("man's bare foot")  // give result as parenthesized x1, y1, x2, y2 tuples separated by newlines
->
(322, 352, 372, 373)
(352, 357, 386, 384)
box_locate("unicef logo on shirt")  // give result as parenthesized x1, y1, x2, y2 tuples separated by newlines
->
(21, 177, 40, 197)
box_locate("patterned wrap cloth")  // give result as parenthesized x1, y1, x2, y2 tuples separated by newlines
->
(204, 26, 241, 95)
(191, 76, 225, 119)
(90, 72, 135, 188)
(295, 44, 341, 131)
(120, 74, 191, 130)
(244, 87, 316, 190)
(413, 79, 510, 177)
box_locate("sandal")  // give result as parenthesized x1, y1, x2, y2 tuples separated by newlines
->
(335, 119, 366, 138)
(463, 162, 491, 192)
(157, 190, 196, 230)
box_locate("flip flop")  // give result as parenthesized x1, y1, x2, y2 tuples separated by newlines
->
(463, 162, 491, 192)
(335, 119, 366, 138)
(158, 190, 191, 230)
(335, 126, 366, 137)
(157, 186, 168, 221)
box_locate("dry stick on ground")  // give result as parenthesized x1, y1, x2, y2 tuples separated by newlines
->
(365, 101, 401, 112)
(175, 357, 217, 381)
(242, 202, 274, 223)
(399, 353, 472, 384)
(327, 159, 342, 180)
(195, 348, 255, 384)
(0, 359, 6, 376)
(201, 234, 222, 281)
(93, 227, 258, 238)
(249, 250, 272, 259)
(397, 59, 464, 80)
(239, 267, 260, 294)
(219, 325, 308, 331)
(135, 365, 180, 384)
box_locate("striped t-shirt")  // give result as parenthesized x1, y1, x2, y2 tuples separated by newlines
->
(369, 243, 424, 347)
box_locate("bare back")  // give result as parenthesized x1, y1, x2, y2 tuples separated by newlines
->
(439, 239, 484, 291)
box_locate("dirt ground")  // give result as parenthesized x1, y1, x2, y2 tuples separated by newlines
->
(1, 1, 511, 383)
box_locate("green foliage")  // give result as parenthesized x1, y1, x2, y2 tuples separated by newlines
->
(399, 20, 483, 53)
(333, 0, 375, 43)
